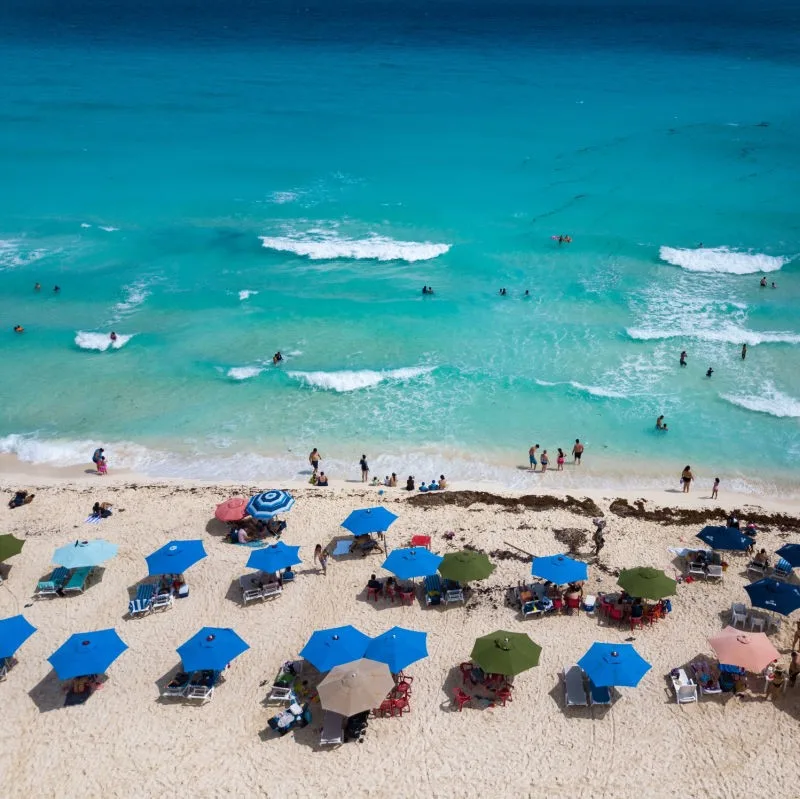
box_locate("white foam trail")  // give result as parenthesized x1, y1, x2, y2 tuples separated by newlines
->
(80, 223, 92, 228)
(0, 239, 48, 270)
(99, 226, 119, 232)
(721, 384, 800, 418)
(659, 245, 788, 275)
(227, 366, 264, 381)
(111, 281, 150, 319)
(627, 325, 800, 346)
(535, 379, 627, 398)
(260, 233, 450, 262)
(269, 191, 299, 204)
(238, 289, 258, 300)
(75, 331, 134, 351)
(288, 366, 435, 392)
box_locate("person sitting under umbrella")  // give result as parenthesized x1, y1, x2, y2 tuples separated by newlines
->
(753, 549, 770, 569)
(265, 517, 286, 537)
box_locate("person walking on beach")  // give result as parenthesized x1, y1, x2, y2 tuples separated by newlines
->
(359, 454, 369, 483)
(679, 350, 687, 367)
(540, 450, 549, 473)
(681, 465, 694, 493)
(309, 448, 321, 474)
(528, 444, 539, 471)
(592, 518, 606, 556)
(557, 448, 565, 470)
(92, 447, 105, 474)
(572, 439, 584, 464)
(711, 477, 720, 500)
(741, 343, 747, 360)
(313, 544, 329, 575)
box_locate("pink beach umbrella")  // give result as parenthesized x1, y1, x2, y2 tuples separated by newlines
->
(215, 498, 248, 523)
(708, 626, 779, 673)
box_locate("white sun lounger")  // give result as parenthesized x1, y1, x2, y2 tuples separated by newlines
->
(564, 665, 588, 707)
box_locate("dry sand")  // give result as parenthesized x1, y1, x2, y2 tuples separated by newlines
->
(2, 468, 800, 799)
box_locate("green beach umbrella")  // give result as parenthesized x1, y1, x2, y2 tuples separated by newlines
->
(439, 550, 495, 582)
(0, 534, 25, 563)
(471, 630, 542, 676)
(617, 567, 676, 600)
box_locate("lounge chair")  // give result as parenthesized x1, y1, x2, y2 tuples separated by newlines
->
(242, 587, 263, 604)
(268, 661, 302, 703)
(185, 670, 219, 701)
(686, 561, 706, 579)
(63, 566, 92, 594)
(261, 582, 283, 600)
(129, 583, 156, 617)
(747, 561, 767, 578)
(162, 671, 194, 697)
(563, 665, 588, 707)
(151, 592, 174, 612)
(588, 680, 611, 706)
(442, 579, 465, 605)
(424, 574, 443, 606)
(670, 668, 698, 704)
(320, 710, 345, 746)
(773, 558, 793, 581)
(521, 600, 539, 619)
(706, 564, 723, 580)
(35, 567, 70, 598)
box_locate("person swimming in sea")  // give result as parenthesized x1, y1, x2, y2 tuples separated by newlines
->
(53, 285, 60, 293)
(760, 276, 767, 287)
(656, 415, 665, 430)
(273, 351, 283, 365)
(524, 289, 530, 297)
(706, 367, 714, 378)
(499, 288, 507, 296)
(110, 331, 118, 342)
(34, 282, 41, 291)
(422, 285, 434, 295)
(679, 350, 687, 367)
(13, 325, 24, 333)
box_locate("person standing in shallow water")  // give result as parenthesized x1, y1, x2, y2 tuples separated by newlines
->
(741, 343, 747, 360)
(680, 350, 687, 367)
(359, 454, 369, 483)
(681, 465, 694, 493)
(528, 444, 539, 471)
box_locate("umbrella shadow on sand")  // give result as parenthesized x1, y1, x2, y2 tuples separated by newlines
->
(205, 518, 231, 538)
(29, 670, 75, 712)
(440, 665, 499, 713)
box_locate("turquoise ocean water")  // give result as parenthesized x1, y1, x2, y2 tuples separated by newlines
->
(1, 0, 799, 492)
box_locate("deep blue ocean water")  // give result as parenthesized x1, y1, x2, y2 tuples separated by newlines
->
(1, 0, 798, 492)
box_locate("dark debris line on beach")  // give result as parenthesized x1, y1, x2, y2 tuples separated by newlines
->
(609, 498, 800, 532)
(405, 490, 602, 517)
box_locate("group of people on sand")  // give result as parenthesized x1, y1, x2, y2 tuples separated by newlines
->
(92, 448, 108, 475)
(527, 439, 584, 472)
(308, 449, 448, 491)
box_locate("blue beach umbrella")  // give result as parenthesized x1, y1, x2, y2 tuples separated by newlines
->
(177, 627, 250, 672)
(0, 615, 37, 660)
(300, 625, 370, 672)
(48, 629, 128, 680)
(245, 490, 295, 520)
(776, 544, 800, 568)
(365, 627, 428, 674)
(246, 541, 301, 573)
(382, 547, 443, 580)
(53, 539, 118, 569)
(531, 554, 588, 585)
(578, 642, 651, 688)
(696, 526, 754, 552)
(744, 578, 800, 617)
(342, 507, 398, 536)
(146, 540, 207, 576)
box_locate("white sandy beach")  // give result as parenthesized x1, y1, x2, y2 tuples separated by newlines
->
(2, 465, 800, 799)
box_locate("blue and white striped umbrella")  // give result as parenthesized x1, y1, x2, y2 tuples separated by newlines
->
(245, 490, 295, 520)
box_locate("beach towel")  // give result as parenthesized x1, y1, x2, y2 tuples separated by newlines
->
(84, 515, 103, 525)
(233, 540, 267, 548)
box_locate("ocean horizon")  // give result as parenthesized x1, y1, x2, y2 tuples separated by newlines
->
(1, 0, 798, 494)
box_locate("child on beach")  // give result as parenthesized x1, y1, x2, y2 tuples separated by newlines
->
(711, 478, 719, 500)
(556, 449, 565, 470)
(313, 544, 329, 575)
(97, 457, 108, 475)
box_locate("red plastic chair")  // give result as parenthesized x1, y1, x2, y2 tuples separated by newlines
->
(367, 586, 382, 602)
(391, 697, 410, 716)
(454, 688, 472, 712)
(608, 606, 624, 625)
(494, 687, 513, 706)
(393, 681, 412, 698)
(459, 662, 475, 686)
(384, 585, 396, 603)
(566, 596, 581, 612)
(629, 615, 643, 631)
(410, 535, 431, 549)
(552, 598, 564, 612)
(374, 699, 394, 717)
(398, 590, 414, 606)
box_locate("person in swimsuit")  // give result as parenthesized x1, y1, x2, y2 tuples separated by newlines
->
(359, 454, 369, 483)
(741, 343, 747, 360)
(309, 448, 321, 474)
(34, 283, 41, 291)
(680, 351, 687, 367)
(540, 450, 549, 472)
(13, 325, 24, 333)
(706, 367, 714, 378)
(711, 477, 719, 499)
(110, 331, 118, 342)
(556, 448, 565, 470)
(572, 439, 584, 464)
(273, 351, 283, 365)
(681, 465, 693, 493)
(760, 277, 767, 287)
(656, 415, 665, 430)
(528, 444, 539, 471)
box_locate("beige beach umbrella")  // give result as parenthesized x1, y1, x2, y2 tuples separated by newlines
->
(317, 658, 394, 717)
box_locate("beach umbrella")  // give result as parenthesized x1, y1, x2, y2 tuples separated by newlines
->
(317, 658, 394, 717)
(0, 614, 37, 659)
(531, 554, 588, 585)
(439, 550, 496, 583)
(471, 630, 541, 676)
(775, 544, 800, 568)
(617, 567, 676, 600)
(177, 627, 249, 672)
(708, 627, 779, 672)
(146, 540, 207, 576)
(382, 547, 442, 580)
(341, 507, 398, 536)
(246, 541, 301, 573)
(0, 533, 25, 562)
(697, 526, 754, 552)
(215, 497, 248, 523)
(744, 578, 800, 617)
(245, 490, 295, 520)
(48, 629, 128, 680)
(578, 643, 651, 688)
(53, 539, 118, 569)
(365, 627, 428, 674)
(300, 625, 370, 672)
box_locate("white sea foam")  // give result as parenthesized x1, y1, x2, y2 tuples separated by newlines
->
(238, 289, 258, 300)
(269, 191, 299, 204)
(0, 239, 48, 270)
(535, 379, 626, 398)
(74, 331, 134, 351)
(721, 384, 800, 418)
(659, 245, 789, 274)
(627, 325, 800, 346)
(111, 281, 150, 320)
(227, 366, 264, 381)
(259, 232, 450, 262)
(288, 366, 435, 392)
(99, 226, 119, 232)
(80, 223, 92, 228)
